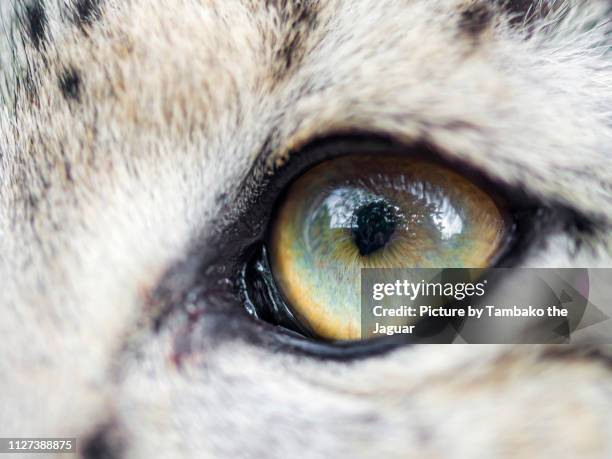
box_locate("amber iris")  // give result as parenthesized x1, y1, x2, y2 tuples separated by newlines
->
(269, 155, 507, 341)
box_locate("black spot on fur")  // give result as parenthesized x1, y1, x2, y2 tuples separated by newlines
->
(500, 0, 536, 18)
(22, 0, 47, 49)
(71, 0, 103, 27)
(265, 0, 320, 79)
(58, 67, 82, 102)
(82, 424, 124, 459)
(495, 0, 556, 27)
(460, 3, 494, 37)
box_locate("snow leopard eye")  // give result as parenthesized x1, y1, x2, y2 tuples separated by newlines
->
(236, 135, 545, 346)
(266, 155, 507, 341)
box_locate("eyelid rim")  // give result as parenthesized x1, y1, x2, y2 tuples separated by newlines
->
(230, 131, 542, 270)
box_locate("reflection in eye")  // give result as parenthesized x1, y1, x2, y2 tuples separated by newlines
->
(269, 155, 507, 340)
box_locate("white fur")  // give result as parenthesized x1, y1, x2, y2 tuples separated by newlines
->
(1, 1, 611, 458)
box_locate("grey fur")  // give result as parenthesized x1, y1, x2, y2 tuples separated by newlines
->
(1, 1, 612, 458)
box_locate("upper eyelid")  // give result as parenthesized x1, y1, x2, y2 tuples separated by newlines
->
(206, 130, 604, 283)
(250, 107, 612, 227)
(229, 132, 602, 274)
(252, 130, 606, 231)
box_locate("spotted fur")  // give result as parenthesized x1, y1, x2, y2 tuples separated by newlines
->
(1, 1, 612, 458)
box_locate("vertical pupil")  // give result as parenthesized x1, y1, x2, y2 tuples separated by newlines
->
(351, 200, 397, 256)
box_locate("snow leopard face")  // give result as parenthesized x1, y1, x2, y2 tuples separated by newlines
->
(1, 0, 611, 458)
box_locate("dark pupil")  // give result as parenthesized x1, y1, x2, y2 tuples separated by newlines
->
(351, 200, 397, 256)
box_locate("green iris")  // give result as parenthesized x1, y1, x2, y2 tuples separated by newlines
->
(270, 155, 507, 340)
